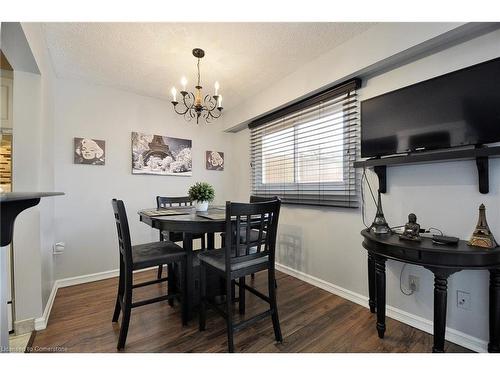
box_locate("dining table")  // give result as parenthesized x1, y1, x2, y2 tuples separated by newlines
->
(138, 205, 228, 320)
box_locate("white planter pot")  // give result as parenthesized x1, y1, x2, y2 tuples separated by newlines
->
(195, 201, 209, 212)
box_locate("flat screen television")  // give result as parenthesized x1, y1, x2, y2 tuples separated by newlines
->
(360, 57, 500, 158)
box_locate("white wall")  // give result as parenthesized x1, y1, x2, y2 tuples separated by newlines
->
(228, 28, 500, 350)
(2, 22, 58, 327)
(11, 70, 44, 322)
(22, 22, 58, 311)
(52, 79, 235, 279)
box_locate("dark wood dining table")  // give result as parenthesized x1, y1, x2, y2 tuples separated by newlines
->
(138, 206, 227, 320)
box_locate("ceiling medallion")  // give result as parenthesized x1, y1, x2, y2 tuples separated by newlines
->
(170, 48, 223, 124)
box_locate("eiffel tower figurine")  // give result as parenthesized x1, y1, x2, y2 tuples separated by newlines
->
(468, 204, 498, 249)
(370, 190, 391, 235)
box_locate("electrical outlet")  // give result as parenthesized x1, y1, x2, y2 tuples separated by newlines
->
(408, 275, 419, 292)
(457, 290, 471, 310)
(53, 242, 65, 255)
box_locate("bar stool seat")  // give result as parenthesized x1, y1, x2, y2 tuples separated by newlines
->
(197, 247, 268, 272)
(131, 241, 185, 270)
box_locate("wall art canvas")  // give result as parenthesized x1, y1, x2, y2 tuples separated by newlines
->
(206, 150, 224, 171)
(74, 137, 105, 165)
(131, 132, 192, 176)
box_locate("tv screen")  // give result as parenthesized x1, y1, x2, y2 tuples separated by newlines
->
(361, 57, 500, 158)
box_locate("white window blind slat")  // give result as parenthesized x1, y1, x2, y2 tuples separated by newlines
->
(249, 81, 360, 208)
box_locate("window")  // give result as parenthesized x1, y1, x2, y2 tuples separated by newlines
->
(250, 79, 360, 208)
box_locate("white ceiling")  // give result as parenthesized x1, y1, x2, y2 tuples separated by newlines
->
(42, 23, 376, 110)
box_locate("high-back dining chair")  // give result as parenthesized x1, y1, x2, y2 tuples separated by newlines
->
(220, 195, 278, 246)
(111, 199, 187, 350)
(156, 196, 206, 281)
(197, 198, 283, 352)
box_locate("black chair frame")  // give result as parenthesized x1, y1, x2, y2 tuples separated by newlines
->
(199, 199, 283, 352)
(156, 196, 206, 282)
(111, 199, 187, 350)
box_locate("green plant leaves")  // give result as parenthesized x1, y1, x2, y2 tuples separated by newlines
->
(188, 182, 215, 202)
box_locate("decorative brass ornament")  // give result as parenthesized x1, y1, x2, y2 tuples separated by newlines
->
(468, 204, 498, 249)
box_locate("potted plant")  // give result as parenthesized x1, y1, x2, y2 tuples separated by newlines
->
(188, 182, 215, 212)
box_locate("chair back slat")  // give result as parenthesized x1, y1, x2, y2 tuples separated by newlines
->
(250, 195, 279, 203)
(224, 198, 281, 271)
(245, 214, 251, 256)
(256, 213, 265, 253)
(111, 199, 133, 267)
(157, 196, 193, 208)
(235, 216, 241, 253)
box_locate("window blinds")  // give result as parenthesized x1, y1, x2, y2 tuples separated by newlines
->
(249, 79, 360, 208)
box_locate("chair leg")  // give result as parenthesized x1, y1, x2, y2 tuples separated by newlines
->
(112, 261, 124, 322)
(231, 280, 236, 301)
(226, 277, 235, 353)
(199, 263, 207, 331)
(180, 259, 188, 326)
(117, 272, 132, 350)
(167, 263, 175, 307)
(268, 268, 283, 343)
(157, 232, 165, 279)
(238, 276, 246, 315)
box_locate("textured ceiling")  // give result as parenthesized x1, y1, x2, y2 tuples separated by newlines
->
(42, 23, 376, 110)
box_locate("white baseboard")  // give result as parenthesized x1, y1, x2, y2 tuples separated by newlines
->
(276, 262, 488, 353)
(34, 267, 159, 330)
(35, 269, 119, 330)
(13, 318, 35, 335)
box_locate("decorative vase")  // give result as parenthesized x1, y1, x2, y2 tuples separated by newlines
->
(195, 201, 209, 212)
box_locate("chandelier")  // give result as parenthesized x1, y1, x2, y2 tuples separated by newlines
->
(170, 48, 223, 124)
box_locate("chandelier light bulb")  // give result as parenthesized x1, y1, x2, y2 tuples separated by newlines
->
(217, 95, 222, 108)
(171, 87, 177, 102)
(214, 81, 220, 96)
(181, 76, 187, 91)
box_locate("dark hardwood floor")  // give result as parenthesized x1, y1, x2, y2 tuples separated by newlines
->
(32, 269, 470, 353)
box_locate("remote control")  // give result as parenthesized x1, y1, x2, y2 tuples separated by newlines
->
(432, 235, 459, 245)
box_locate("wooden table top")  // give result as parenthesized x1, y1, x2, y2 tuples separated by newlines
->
(361, 228, 500, 269)
(0, 191, 64, 202)
(138, 206, 228, 233)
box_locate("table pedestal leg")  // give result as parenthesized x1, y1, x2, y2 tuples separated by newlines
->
(183, 232, 194, 321)
(375, 256, 386, 338)
(431, 270, 452, 353)
(489, 269, 500, 353)
(368, 252, 376, 313)
(207, 233, 215, 250)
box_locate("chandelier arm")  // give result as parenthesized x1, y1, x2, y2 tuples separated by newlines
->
(183, 111, 192, 122)
(182, 92, 194, 109)
(204, 95, 218, 111)
(204, 110, 215, 124)
(207, 108, 222, 119)
(173, 104, 190, 116)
